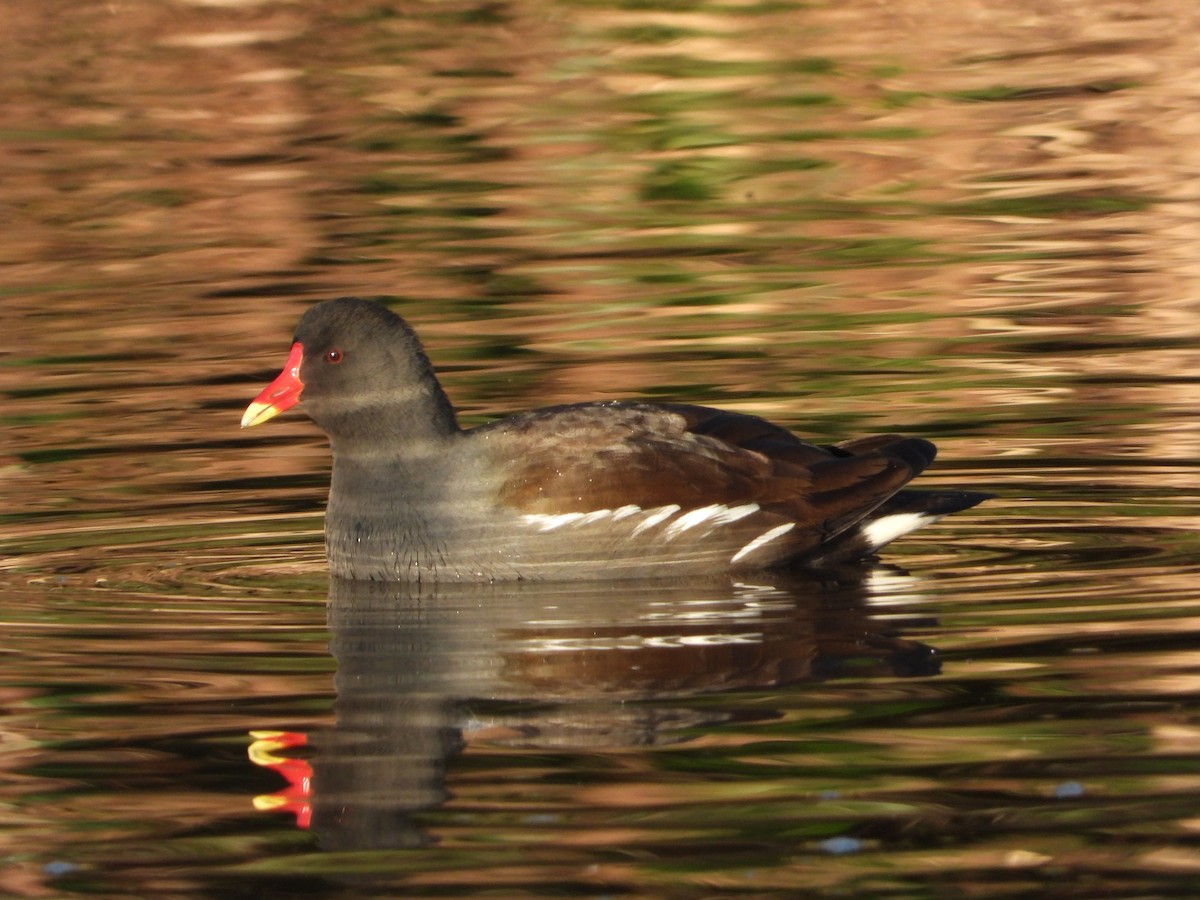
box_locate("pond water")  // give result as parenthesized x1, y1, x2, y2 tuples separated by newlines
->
(4, 0, 1200, 896)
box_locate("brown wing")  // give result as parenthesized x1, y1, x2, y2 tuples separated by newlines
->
(475, 402, 936, 549)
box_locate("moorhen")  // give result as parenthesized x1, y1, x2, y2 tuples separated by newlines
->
(242, 297, 988, 582)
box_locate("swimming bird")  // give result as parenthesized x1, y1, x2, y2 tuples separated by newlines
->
(242, 297, 988, 582)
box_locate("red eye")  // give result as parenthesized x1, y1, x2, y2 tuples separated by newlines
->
(324, 349, 343, 364)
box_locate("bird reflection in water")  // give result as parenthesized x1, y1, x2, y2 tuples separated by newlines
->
(249, 568, 942, 851)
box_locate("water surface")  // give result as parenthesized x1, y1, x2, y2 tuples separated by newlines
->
(4, 0, 1200, 896)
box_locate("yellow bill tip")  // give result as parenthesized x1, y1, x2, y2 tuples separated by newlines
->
(241, 399, 281, 429)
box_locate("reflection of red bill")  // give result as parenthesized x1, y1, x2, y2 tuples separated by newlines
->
(241, 342, 304, 428)
(248, 730, 312, 829)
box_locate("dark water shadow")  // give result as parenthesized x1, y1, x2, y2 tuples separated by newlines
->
(262, 569, 944, 852)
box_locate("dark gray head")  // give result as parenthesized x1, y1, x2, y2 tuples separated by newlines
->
(285, 297, 459, 448)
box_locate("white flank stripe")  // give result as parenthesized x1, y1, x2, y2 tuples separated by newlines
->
(523, 511, 587, 531)
(861, 512, 937, 551)
(663, 502, 761, 539)
(631, 504, 682, 536)
(523, 502, 761, 541)
(578, 509, 615, 526)
(730, 523, 796, 564)
(664, 504, 725, 538)
(712, 502, 759, 525)
(523, 507, 643, 532)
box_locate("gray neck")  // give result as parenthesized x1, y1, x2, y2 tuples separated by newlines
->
(312, 382, 461, 459)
